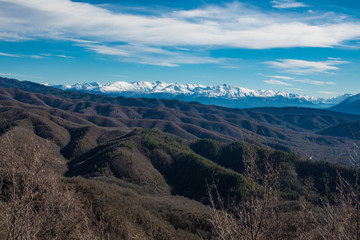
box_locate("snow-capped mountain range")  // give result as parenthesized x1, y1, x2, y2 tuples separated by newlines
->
(52, 81, 351, 109)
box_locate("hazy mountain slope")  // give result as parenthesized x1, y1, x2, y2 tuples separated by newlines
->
(317, 120, 360, 139)
(249, 107, 360, 131)
(330, 93, 360, 114)
(54, 80, 351, 108)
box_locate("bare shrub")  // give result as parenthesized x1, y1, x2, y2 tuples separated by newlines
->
(208, 146, 283, 240)
(301, 142, 360, 240)
(314, 173, 360, 240)
(208, 187, 240, 240)
(0, 130, 98, 240)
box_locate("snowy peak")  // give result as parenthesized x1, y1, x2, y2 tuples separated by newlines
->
(57, 81, 289, 98)
(53, 81, 351, 108)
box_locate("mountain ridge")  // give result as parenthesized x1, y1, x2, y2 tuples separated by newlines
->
(52, 80, 351, 109)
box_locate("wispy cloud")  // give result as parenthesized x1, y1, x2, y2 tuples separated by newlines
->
(55, 54, 74, 59)
(0, 51, 75, 59)
(79, 43, 221, 66)
(0, 52, 21, 58)
(83, 45, 129, 57)
(0, 72, 45, 80)
(264, 79, 292, 86)
(287, 87, 303, 91)
(0, 72, 25, 77)
(0, 0, 360, 66)
(271, 0, 309, 9)
(267, 75, 294, 80)
(265, 58, 349, 74)
(112, 74, 127, 78)
(219, 65, 240, 69)
(318, 91, 338, 94)
(0, 51, 45, 59)
(29, 55, 45, 59)
(293, 79, 336, 85)
(40, 53, 75, 58)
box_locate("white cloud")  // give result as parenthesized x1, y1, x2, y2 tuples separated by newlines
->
(264, 79, 292, 86)
(293, 79, 336, 85)
(271, 0, 308, 9)
(265, 58, 349, 74)
(0, 0, 360, 66)
(1, 0, 360, 48)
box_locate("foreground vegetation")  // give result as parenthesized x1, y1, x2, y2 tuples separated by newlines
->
(1, 128, 360, 239)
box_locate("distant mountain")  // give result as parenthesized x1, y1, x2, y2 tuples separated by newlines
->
(330, 93, 360, 114)
(53, 81, 351, 108)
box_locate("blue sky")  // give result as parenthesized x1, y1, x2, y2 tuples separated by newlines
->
(0, 0, 360, 98)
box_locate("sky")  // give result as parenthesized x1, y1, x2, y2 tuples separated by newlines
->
(0, 0, 360, 98)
